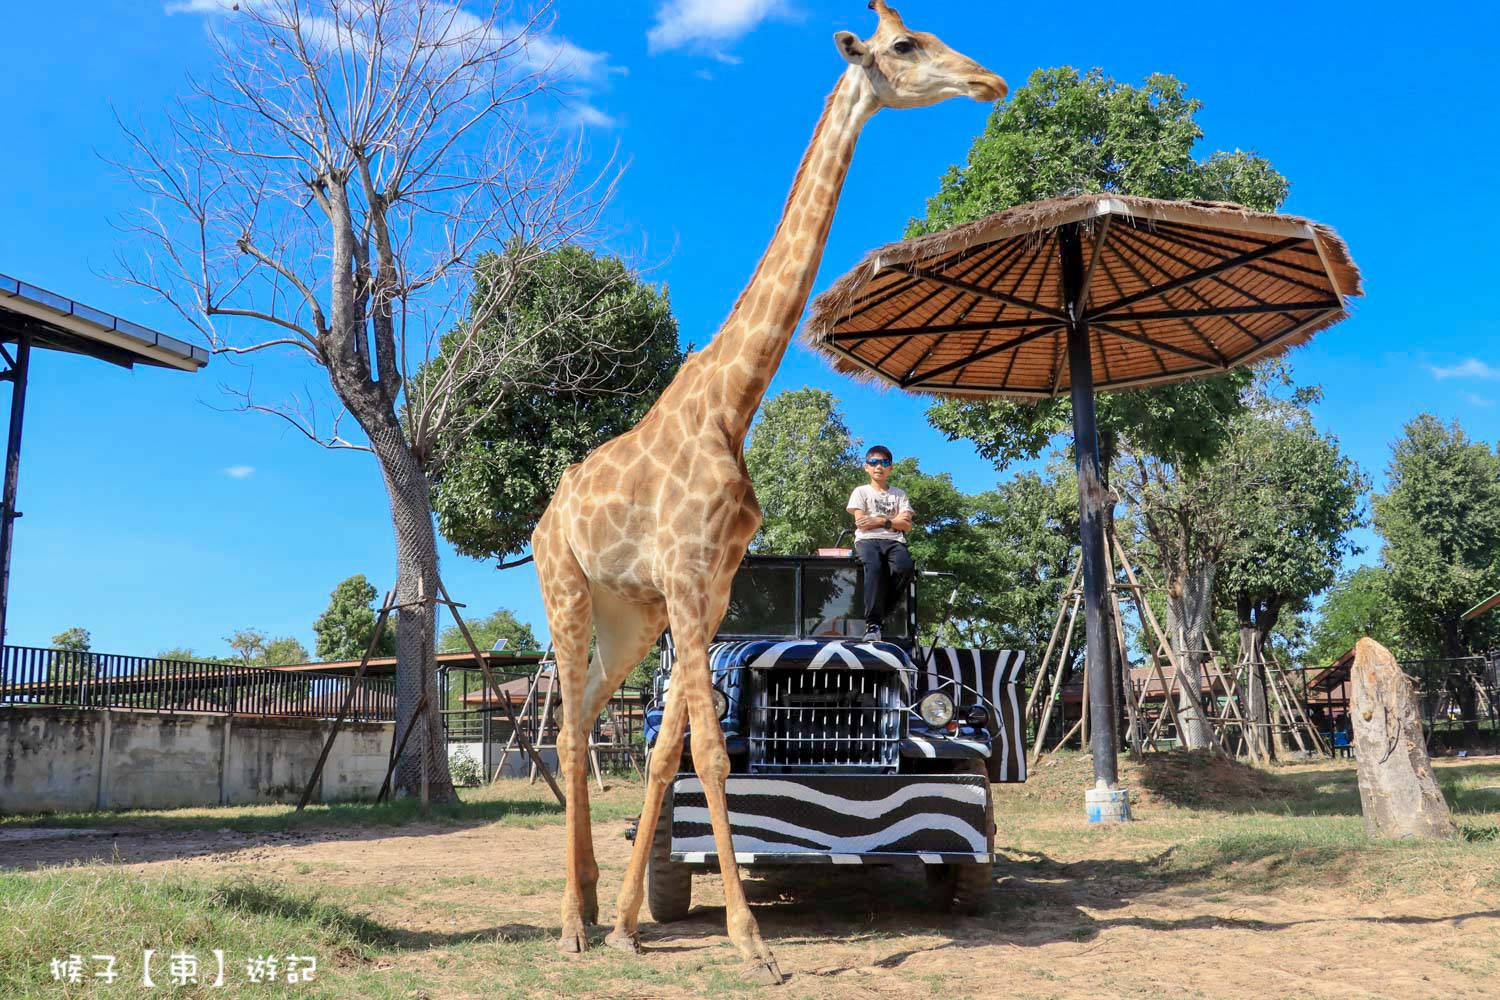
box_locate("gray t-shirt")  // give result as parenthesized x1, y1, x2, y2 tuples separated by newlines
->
(847, 484, 913, 542)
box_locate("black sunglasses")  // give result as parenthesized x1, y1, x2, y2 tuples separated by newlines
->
(865, 457, 892, 467)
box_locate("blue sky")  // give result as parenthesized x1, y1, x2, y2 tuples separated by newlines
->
(0, 1, 1495, 658)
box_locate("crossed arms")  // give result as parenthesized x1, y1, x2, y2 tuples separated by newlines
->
(848, 505, 914, 533)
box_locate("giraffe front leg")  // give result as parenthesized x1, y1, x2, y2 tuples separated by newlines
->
(607, 665, 689, 954)
(676, 633, 782, 986)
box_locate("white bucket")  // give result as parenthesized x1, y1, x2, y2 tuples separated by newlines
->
(1084, 784, 1133, 824)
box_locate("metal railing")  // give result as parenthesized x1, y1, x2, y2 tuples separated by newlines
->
(0, 645, 395, 723)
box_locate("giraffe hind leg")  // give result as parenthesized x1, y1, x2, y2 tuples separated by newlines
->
(579, 587, 667, 937)
(534, 526, 597, 956)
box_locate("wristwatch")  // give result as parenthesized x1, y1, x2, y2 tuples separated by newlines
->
(883, 517, 892, 530)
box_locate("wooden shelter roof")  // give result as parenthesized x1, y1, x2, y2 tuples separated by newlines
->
(804, 195, 1363, 398)
(1464, 589, 1500, 622)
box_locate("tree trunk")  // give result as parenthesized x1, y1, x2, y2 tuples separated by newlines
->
(1166, 562, 1214, 749)
(1351, 638, 1457, 840)
(1442, 620, 1480, 745)
(1235, 592, 1271, 763)
(369, 422, 457, 803)
(1241, 628, 1270, 763)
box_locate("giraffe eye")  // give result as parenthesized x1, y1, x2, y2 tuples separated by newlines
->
(892, 38, 916, 55)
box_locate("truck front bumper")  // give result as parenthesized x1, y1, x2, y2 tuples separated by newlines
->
(667, 772, 994, 866)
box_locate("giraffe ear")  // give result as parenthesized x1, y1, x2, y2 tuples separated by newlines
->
(834, 31, 872, 67)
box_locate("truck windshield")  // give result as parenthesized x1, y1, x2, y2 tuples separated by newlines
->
(802, 565, 909, 639)
(719, 563, 798, 636)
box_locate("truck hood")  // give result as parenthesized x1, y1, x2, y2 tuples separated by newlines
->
(710, 638, 914, 675)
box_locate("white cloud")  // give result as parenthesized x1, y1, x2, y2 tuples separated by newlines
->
(164, 1, 622, 128)
(1430, 358, 1498, 379)
(567, 102, 619, 129)
(223, 466, 256, 479)
(165, 0, 233, 12)
(1461, 392, 1495, 408)
(647, 0, 788, 53)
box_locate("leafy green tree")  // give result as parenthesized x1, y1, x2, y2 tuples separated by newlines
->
(313, 574, 396, 661)
(1213, 400, 1368, 757)
(1373, 415, 1500, 736)
(263, 637, 311, 667)
(225, 629, 268, 667)
(915, 465, 1079, 665)
(1305, 565, 1401, 666)
(439, 608, 540, 654)
(154, 647, 238, 668)
(50, 628, 90, 652)
(745, 388, 864, 554)
(426, 244, 684, 565)
(224, 629, 310, 668)
(48, 627, 93, 685)
(916, 68, 1287, 479)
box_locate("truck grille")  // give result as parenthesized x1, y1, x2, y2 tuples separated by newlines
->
(748, 669, 902, 773)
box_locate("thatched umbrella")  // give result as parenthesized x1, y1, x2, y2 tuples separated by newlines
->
(805, 194, 1362, 804)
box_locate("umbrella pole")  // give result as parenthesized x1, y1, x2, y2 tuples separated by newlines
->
(1059, 223, 1131, 823)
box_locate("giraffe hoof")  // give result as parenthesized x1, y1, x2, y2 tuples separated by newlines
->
(741, 959, 784, 986)
(605, 929, 641, 955)
(557, 926, 589, 955)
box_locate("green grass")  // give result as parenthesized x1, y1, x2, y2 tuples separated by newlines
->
(998, 752, 1500, 900)
(0, 872, 385, 998)
(0, 781, 638, 836)
(4, 755, 1500, 997)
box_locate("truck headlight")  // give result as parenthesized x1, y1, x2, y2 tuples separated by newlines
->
(712, 687, 729, 720)
(918, 692, 954, 727)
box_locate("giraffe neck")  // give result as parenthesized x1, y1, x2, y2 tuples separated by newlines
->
(696, 68, 877, 442)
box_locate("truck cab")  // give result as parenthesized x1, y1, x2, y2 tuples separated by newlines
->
(638, 553, 1026, 917)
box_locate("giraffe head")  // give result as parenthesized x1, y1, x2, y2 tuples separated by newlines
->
(835, 1, 1006, 109)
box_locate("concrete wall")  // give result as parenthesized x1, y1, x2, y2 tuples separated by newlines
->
(448, 741, 560, 780)
(0, 707, 393, 815)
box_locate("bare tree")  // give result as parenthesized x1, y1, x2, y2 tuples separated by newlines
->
(115, 0, 637, 800)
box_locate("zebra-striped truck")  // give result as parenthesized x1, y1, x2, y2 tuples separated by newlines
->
(634, 553, 1026, 918)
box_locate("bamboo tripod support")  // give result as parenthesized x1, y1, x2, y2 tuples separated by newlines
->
(296, 576, 566, 811)
(1028, 530, 1326, 761)
(489, 650, 640, 791)
(497, 654, 605, 793)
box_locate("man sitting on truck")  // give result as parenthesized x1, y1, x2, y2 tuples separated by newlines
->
(846, 445, 915, 642)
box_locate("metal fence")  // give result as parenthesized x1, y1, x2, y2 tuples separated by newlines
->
(1306, 651, 1500, 752)
(0, 645, 395, 723)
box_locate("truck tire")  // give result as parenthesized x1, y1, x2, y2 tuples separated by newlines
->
(647, 793, 692, 923)
(926, 759, 995, 914)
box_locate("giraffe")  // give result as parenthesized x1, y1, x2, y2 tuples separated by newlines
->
(532, 2, 1005, 984)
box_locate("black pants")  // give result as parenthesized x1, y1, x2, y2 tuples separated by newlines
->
(856, 539, 914, 630)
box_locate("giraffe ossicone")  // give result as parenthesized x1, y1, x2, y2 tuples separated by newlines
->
(532, 4, 1005, 984)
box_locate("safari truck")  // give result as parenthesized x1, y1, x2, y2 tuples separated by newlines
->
(633, 552, 1026, 918)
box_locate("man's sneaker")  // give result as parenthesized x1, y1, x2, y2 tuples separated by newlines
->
(862, 625, 881, 643)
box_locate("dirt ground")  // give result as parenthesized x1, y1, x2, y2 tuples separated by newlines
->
(5, 757, 1499, 999)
